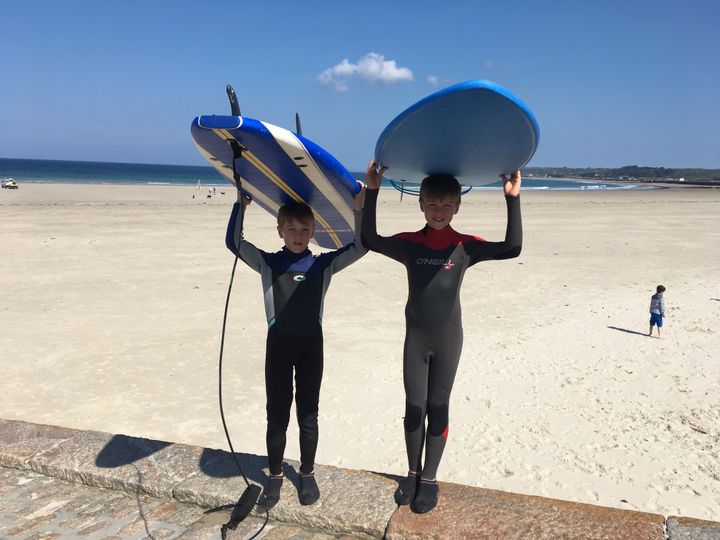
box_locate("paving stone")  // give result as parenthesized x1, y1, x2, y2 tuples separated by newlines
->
(25, 532, 61, 540)
(5, 514, 58, 536)
(386, 481, 666, 540)
(177, 508, 235, 539)
(0, 419, 78, 469)
(667, 516, 720, 539)
(219, 516, 354, 539)
(0, 467, 211, 539)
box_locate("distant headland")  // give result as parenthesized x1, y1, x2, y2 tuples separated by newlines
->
(524, 166, 720, 186)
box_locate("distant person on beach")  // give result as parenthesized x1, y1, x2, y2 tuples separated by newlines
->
(648, 285, 667, 338)
(362, 161, 522, 513)
(225, 185, 366, 508)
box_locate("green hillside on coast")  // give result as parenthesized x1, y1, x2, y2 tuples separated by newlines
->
(525, 166, 720, 185)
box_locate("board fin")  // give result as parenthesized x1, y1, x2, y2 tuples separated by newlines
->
(295, 113, 303, 136)
(226, 85, 241, 116)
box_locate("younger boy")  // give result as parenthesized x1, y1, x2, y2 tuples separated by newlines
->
(225, 185, 366, 508)
(648, 285, 667, 338)
(362, 161, 522, 513)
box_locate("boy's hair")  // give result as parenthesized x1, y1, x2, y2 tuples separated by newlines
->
(656, 285, 666, 293)
(419, 175, 461, 202)
(277, 202, 315, 228)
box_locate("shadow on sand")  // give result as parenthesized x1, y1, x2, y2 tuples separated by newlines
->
(607, 325, 648, 337)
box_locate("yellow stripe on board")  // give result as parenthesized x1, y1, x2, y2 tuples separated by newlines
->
(193, 140, 282, 215)
(212, 129, 343, 248)
(216, 130, 301, 200)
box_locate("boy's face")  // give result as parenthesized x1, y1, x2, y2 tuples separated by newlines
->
(278, 218, 314, 253)
(420, 196, 460, 230)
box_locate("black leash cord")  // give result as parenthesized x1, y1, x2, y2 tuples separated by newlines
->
(209, 176, 269, 538)
(218, 251, 250, 483)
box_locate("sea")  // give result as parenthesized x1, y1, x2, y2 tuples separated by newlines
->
(0, 158, 652, 191)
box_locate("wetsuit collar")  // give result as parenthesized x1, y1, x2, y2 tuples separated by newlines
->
(422, 224, 459, 250)
(280, 246, 312, 261)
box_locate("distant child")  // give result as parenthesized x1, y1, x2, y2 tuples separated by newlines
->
(648, 285, 667, 338)
(225, 184, 366, 508)
(362, 161, 522, 513)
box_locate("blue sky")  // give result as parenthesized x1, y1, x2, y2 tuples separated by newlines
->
(2, 0, 719, 170)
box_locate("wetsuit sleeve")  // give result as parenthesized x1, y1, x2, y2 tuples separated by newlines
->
(325, 209, 368, 274)
(361, 188, 407, 263)
(225, 202, 265, 273)
(466, 194, 522, 265)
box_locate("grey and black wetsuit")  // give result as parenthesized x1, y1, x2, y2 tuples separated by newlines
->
(362, 188, 522, 479)
(226, 203, 366, 475)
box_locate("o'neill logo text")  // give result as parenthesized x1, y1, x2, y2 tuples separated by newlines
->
(416, 258, 455, 270)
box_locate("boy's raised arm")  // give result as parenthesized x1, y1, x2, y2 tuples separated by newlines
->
(326, 182, 369, 274)
(225, 190, 265, 272)
(467, 171, 523, 265)
(361, 160, 385, 251)
(361, 161, 406, 261)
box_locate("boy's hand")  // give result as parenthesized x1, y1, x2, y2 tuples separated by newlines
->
(500, 170, 522, 197)
(237, 190, 252, 207)
(353, 181, 367, 210)
(365, 159, 388, 190)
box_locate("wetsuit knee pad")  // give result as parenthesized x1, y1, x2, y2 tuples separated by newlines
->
(427, 403, 449, 437)
(404, 403, 424, 432)
(267, 414, 290, 433)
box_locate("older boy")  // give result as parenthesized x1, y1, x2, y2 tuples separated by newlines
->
(362, 161, 522, 513)
(226, 185, 366, 508)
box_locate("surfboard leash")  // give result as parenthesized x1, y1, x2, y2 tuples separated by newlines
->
(390, 179, 473, 197)
(205, 138, 269, 539)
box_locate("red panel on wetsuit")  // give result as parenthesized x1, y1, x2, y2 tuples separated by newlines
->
(394, 227, 485, 250)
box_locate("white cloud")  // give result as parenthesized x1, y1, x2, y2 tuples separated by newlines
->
(317, 53, 413, 91)
(427, 75, 440, 86)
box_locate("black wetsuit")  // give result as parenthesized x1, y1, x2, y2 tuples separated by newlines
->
(226, 203, 366, 475)
(362, 188, 522, 479)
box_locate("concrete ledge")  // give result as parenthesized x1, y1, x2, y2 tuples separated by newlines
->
(386, 482, 664, 539)
(1, 419, 717, 539)
(0, 418, 78, 468)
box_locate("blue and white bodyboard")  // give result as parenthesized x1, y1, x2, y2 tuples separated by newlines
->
(375, 80, 540, 186)
(192, 115, 360, 249)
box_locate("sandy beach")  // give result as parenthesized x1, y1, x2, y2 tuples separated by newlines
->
(1, 182, 718, 521)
